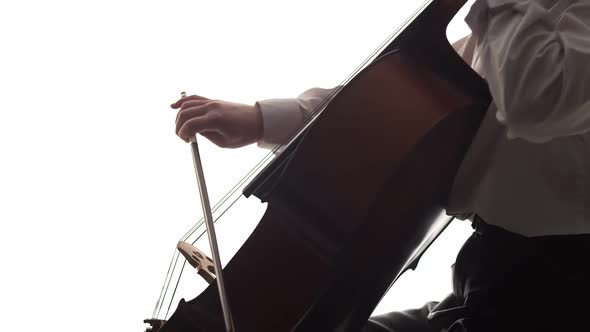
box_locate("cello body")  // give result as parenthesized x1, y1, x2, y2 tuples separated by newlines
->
(159, 0, 491, 330)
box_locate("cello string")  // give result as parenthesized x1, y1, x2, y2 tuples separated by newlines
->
(154, 140, 277, 317)
(165, 259, 189, 319)
(164, 182, 255, 317)
(179, 151, 276, 242)
(153, 152, 275, 309)
(156, 250, 183, 318)
(155, 0, 433, 317)
(153, 248, 182, 318)
(152, 154, 274, 318)
(189, 179, 251, 247)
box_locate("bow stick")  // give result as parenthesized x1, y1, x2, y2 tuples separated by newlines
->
(183, 91, 235, 332)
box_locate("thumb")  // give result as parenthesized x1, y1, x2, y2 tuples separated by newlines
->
(171, 94, 209, 109)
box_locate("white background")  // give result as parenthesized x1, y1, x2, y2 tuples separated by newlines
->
(0, 1, 474, 330)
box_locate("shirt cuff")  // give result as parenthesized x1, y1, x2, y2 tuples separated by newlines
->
(256, 98, 306, 150)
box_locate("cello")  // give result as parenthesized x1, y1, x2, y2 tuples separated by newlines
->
(146, 0, 491, 330)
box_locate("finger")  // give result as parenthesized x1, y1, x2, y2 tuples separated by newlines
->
(177, 114, 219, 142)
(175, 101, 217, 129)
(170, 94, 209, 109)
(175, 105, 209, 135)
(178, 99, 212, 112)
(171, 94, 208, 109)
(175, 100, 207, 124)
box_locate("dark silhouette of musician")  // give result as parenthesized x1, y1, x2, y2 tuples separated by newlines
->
(170, 1, 590, 330)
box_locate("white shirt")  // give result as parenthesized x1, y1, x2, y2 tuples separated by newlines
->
(256, 0, 590, 236)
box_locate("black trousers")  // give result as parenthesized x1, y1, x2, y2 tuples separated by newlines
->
(363, 216, 590, 332)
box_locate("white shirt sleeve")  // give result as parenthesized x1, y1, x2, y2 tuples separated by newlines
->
(466, 0, 590, 142)
(256, 87, 334, 149)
